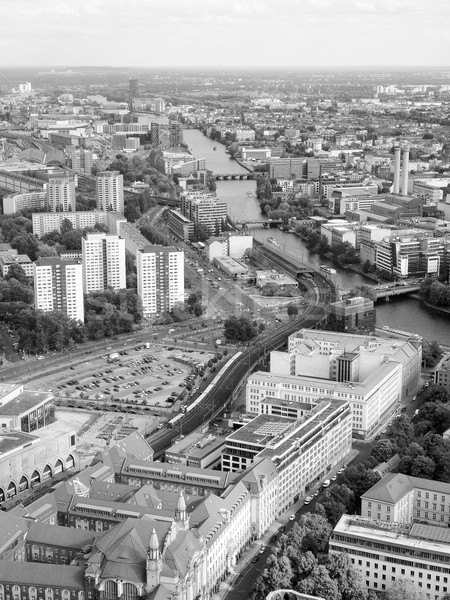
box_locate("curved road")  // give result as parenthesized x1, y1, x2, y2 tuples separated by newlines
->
(146, 277, 333, 456)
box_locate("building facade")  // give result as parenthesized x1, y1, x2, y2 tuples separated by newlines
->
(46, 176, 76, 212)
(81, 232, 126, 293)
(34, 258, 84, 322)
(96, 171, 124, 213)
(137, 245, 184, 317)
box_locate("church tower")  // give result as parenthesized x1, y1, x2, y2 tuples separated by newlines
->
(146, 528, 162, 592)
(175, 490, 189, 529)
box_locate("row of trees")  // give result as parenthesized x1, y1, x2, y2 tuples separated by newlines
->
(370, 389, 450, 481)
(252, 516, 373, 600)
(420, 277, 450, 308)
(296, 225, 359, 264)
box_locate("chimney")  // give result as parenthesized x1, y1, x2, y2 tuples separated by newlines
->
(401, 145, 409, 196)
(393, 146, 401, 194)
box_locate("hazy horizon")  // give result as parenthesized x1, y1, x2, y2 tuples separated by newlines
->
(1, 0, 449, 69)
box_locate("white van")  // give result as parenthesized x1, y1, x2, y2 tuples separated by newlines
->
(323, 479, 331, 488)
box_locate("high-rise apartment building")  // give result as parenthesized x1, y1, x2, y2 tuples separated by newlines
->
(96, 171, 124, 213)
(150, 123, 160, 145)
(70, 148, 93, 174)
(81, 232, 126, 293)
(137, 245, 184, 318)
(128, 77, 138, 111)
(33, 258, 84, 322)
(169, 120, 183, 147)
(46, 176, 76, 212)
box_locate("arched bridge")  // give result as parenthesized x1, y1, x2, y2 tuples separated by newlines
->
(215, 173, 255, 180)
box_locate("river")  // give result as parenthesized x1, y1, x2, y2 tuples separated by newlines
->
(183, 128, 450, 344)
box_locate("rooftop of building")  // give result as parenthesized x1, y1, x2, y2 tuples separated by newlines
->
(0, 560, 85, 587)
(250, 360, 400, 396)
(166, 431, 226, 459)
(334, 514, 450, 555)
(226, 400, 348, 459)
(0, 389, 52, 417)
(0, 429, 39, 456)
(34, 257, 79, 267)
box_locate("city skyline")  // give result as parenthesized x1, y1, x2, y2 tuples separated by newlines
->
(1, 0, 450, 68)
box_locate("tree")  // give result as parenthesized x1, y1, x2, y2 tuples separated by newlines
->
(60, 218, 74, 236)
(385, 578, 426, 600)
(5, 263, 29, 286)
(296, 565, 340, 600)
(223, 316, 258, 344)
(325, 552, 368, 600)
(371, 438, 395, 463)
(298, 512, 332, 554)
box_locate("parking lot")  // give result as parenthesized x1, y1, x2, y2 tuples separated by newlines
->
(39, 342, 217, 417)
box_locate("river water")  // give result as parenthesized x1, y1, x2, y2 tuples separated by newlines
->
(183, 128, 450, 344)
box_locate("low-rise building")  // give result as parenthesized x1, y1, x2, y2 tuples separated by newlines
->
(213, 256, 248, 277)
(327, 296, 375, 333)
(165, 432, 225, 469)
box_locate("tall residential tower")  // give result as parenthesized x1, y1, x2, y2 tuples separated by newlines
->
(81, 232, 126, 293)
(96, 171, 124, 213)
(33, 258, 84, 322)
(137, 245, 184, 318)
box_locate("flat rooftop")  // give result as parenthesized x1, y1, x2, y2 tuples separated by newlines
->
(0, 429, 39, 455)
(0, 390, 51, 416)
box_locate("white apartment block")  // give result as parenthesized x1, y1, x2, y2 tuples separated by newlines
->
(34, 258, 84, 322)
(96, 171, 124, 213)
(246, 329, 421, 438)
(46, 177, 76, 212)
(2, 191, 46, 215)
(330, 514, 450, 599)
(32, 211, 126, 238)
(137, 245, 184, 318)
(222, 400, 352, 514)
(82, 232, 126, 293)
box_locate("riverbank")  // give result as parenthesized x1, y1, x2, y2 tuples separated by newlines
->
(418, 296, 450, 316)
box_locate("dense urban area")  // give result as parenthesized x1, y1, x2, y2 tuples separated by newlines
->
(1, 66, 450, 600)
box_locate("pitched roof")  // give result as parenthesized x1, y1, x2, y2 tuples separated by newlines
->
(27, 522, 98, 550)
(361, 472, 414, 504)
(0, 561, 84, 587)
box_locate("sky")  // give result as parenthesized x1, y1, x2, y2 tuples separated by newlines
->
(1, 0, 449, 68)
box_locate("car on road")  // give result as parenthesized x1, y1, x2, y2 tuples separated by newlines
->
(259, 545, 266, 554)
(304, 496, 313, 505)
(331, 475, 337, 481)
(289, 514, 296, 521)
(251, 557, 259, 563)
(323, 479, 331, 488)
(270, 535, 277, 542)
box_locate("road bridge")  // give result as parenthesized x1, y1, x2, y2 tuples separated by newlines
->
(372, 282, 421, 301)
(237, 219, 283, 228)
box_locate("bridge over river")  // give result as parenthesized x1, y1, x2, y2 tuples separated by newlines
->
(372, 282, 421, 301)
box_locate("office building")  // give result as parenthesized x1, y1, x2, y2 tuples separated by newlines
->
(82, 232, 126, 293)
(247, 329, 421, 438)
(269, 157, 306, 179)
(181, 191, 228, 237)
(361, 472, 450, 527)
(222, 400, 352, 514)
(327, 296, 375, 333)
(34, 258, 84, 322)
(96, 171, 124, 213)
(137, 245, 184, 317)
(46, 176, 76, 212)
(330, 514, 450, 599)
